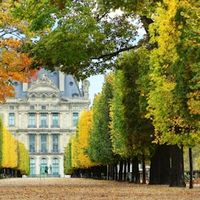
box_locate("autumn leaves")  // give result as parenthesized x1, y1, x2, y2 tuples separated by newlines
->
(0, 119, 29, 176)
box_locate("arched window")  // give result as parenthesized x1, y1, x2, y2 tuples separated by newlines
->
(42, 94, 46, 99)
(30, 158, 36, 176)
(40, 158, 47, 175)
(31, 94, 36, 100)
(72, 93, 79, 97)
(52, 158, 59, 176)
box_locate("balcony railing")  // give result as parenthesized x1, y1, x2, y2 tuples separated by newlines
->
(51, 124, 60, 128)
(28, 125, 36, 128)
(29, 149, 61, 154)
(51, 149, 60, 153)
(39, 125, 48, 128)
(29, 149, 36, 153)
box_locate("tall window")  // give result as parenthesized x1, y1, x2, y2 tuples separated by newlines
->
(29, 134, 36, 153)
(30, 158, 36, 176)
(40, 134, 47, 153)
(52, 134, 59, 153)
(8, 113, 15, 127)
(28, 113, 36, 128)
(52, 158, 59, 176)
(72, 112, 79, 127)
(52, 113, 59, 128)
(40, 113, 48, 128)
(40, 158, 47, 175)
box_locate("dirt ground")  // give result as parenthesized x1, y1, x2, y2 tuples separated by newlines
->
(0, 178, 200, 200)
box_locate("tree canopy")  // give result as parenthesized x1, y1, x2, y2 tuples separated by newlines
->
(0, 0, 37, 102)
(12, 0, 142, 78)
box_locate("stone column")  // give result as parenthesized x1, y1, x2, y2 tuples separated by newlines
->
(48, 133, 51, 153)
(35, 156, 40, 176)
(18, 113, 22, 129)
(36, 134, 40, 153)
(37, 112, 40, 128)
(48, 112, 51, 128)
(60, 156, 64, 177)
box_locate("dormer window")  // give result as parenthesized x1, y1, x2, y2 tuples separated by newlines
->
(69, 81, 74, 86)
(72, 93, 79, 97)
(52, 94, 57, 99)
(13, 81, 18, 86)
(31, 94, 36, 100)
(42, 94, 46, 99)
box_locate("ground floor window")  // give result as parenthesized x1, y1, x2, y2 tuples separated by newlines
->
(52, 158, 59, 176)
(40, 158, 48, 175)
(30, 158, 36, 176)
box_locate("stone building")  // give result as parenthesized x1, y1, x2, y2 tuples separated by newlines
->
(0, 69, 90, 177)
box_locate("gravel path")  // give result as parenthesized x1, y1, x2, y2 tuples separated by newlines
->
(0, 178, 200, 200)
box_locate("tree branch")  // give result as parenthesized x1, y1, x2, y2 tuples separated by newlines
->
(92, 37, 148, 60)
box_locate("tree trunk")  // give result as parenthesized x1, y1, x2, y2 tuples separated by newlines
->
(114, 164, 118, 181)
(123, 160, 127, 181)
(189, 147, 193, 189)
(131, 157, 139, 183)
(149, 145, 170, 185)
(111, 165, 115, 180)
(106, 165, 109, 180)
(127, 159, 131, 182)
(119, 161, 123, 181)
(142, 154, 146, 184)
(169, 145, 186, 187)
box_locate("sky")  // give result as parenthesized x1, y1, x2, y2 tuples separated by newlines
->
(88, 74, 105, 105)
(88, 27, 146, 105)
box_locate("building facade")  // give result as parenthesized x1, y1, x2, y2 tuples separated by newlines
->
(0, 69, 90, 177)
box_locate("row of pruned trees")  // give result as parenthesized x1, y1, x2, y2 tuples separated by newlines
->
(0, 119, 29, 177)
(64, 43, 199, 188)
(64, 0, 199, 188)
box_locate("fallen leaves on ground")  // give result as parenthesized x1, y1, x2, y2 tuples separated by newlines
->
(0, 178, 199, 200)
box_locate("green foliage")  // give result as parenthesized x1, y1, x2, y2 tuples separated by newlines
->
(87, 75, 116, 164)
(97, 0, 158, 17)
(110, 70, 127, 158)
(17, 142, 30, 175)
(147, 0, 200, 147)
(184, 147, 200, 171)
(14, 0, 138, 78)
(64, 139, 72, 175)
(116, 48, 153, 157)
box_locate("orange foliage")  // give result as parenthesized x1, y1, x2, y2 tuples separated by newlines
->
(0, 38, 37, 102)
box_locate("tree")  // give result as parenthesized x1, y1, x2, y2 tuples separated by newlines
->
(147, 0, 200, 187)
(76, 110, 95, 169)
(64, 139, 72, 175)
(111, 48, 153, 183)
(13, 0, 138, 78)
(17, 142, 30, 175)
(0, 0, 37, 102)
(110, 70, 127, 158)
(87, 75, 116, 165)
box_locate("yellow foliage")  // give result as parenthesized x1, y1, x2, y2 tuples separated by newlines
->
(150, 0, 180, 65)
(71, 110, 95, 169)
(1, 127, 18, 168)
(76, 110, 95, 168)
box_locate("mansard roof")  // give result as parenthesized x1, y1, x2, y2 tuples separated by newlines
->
(14, 69, 85, 99)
